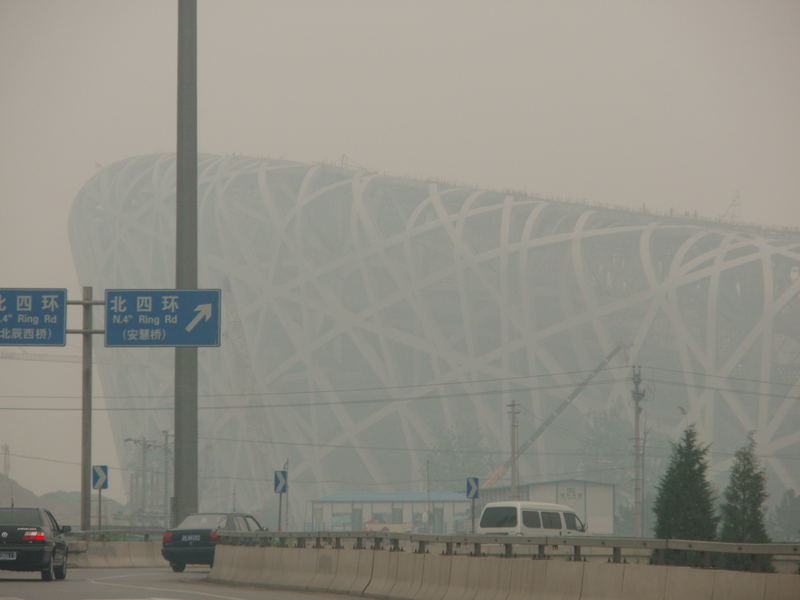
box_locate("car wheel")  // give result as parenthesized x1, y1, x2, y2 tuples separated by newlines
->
(54, 551, 67, 580)
(41, 553, 55, 581)
(170, 561, 186, 572)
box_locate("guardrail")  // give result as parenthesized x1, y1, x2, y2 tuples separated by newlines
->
(66, 528, 165, 542)
(217, 531, 800, 569)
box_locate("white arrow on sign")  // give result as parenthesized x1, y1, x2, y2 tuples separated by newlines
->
(185, 303, 212, 333)
(93, 466, 108, 489)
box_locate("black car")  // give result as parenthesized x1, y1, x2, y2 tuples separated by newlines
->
(161, 512, 263, 572)
(0, 507, 70, 581)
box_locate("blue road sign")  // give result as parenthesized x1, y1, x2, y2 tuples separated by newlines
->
(0, 288, 66, 346)
(92, 465, 109, 490)
(466, 477, 479, 499)
(274, 470, 288, 494)
(105, 289, 221, 347)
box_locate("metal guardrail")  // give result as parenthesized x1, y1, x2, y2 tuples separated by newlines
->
(67, 528, 165, 542)
(65, 527, 800, 566)
(216, 530, 800, 566)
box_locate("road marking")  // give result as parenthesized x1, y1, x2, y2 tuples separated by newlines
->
(89, 574, 245, 600)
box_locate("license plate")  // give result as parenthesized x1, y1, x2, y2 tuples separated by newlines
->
(0, 551, 16, 560)
(182, 534, 200, 542)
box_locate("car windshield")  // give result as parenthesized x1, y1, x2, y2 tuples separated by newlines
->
(480, 506, 517, 528)
(176, 514, 226, 529)
(0, 508, 42, 525)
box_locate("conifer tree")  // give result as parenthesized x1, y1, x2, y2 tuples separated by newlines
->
(719, 433, 773, 571)
(652, 425, 718, 565)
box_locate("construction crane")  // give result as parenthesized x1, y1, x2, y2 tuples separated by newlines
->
(484, 343, 626, 488)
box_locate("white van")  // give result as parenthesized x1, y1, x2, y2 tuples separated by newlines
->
(477, 501, 586, 536)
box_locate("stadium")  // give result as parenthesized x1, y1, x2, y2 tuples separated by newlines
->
(69, 153, 800, 528)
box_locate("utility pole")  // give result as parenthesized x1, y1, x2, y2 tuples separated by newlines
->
(631, 366, 645, 537)
(174, 0, 199, 525)
(509, 401, 520, 500)
(162, 430, 171, 528)
(126, 436, 157, 523)
(426, 459, 432, 532)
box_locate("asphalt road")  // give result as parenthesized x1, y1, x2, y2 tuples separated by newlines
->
(0, 567, 364, 600)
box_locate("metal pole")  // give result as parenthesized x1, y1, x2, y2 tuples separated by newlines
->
(471, 497, 476, 534)
(163, 430, 170, 528)
(174, 0, 199, 524)
(277, 493, 283, 533)
(81, 286, 93, 532)
(632, 366, 645, 537)
(98, 488, 102, 531)
(509, 400, 520, 500)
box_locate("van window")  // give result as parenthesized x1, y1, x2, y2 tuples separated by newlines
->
(522, 510, 541, 528)
(563, 512, 583, 531)
(541, 511, 562, 529)
(479, 506, 517, 528)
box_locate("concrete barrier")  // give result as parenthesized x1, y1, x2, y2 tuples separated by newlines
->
(237, 545, 266, 586)
(541, 559, 584, 600)
(207, 543, 800, 600)
(579, 562, 625, 600)
(209, 544, 236, 581)
(365, 550, 400, 599)
(127, 541, 163, 567)
(712, 569, 767, 600)
(308, 548, 339, 592)
(470, 555, 511, 600)
(328, 548, 361, 593)
(620, 563, 667, 600)
(506, 558, 548, 600)
(284, 547, 318, 589)
(413, 553, 452, 600)
(440, 555, 477, 600)
(349, 547, 375, 596)
(664, 566, 714, 600)
(389, 552, 425, 600)
(763, 572, 800, 600)
(262, 546, 291, 588)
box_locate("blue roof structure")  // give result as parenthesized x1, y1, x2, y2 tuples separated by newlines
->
(313, 492, 467, 503)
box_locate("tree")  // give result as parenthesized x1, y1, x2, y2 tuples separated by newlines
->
(769, 489, 800, 542)
(719, 433, 773, 571)
(652, 425, 718, 565)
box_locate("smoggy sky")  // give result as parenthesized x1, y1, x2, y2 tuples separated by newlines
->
(1, 0, 799, 502)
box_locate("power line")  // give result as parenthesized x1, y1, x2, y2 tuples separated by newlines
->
(0, 365, 630, 400)
(0, 377, 627, 412)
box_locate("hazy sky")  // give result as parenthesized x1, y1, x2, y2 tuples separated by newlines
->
(1, 0, 799, 501)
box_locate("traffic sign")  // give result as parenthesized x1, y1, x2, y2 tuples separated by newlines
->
(466, 477, 479, 499)
(92, 465, 109, 490)
(274, 470, 288, 494)
(0, 288, 66, 346)
(105, 289, 221, 347)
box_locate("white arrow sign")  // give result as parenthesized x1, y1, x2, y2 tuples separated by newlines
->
(93, 465, 108, 490)
(185, 303, 212, 332)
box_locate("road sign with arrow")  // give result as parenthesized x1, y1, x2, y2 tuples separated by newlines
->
(104, 289, 221, 347)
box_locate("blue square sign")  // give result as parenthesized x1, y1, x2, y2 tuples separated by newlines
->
(105, 289, 221, 347)
(0, 288, 67, 346)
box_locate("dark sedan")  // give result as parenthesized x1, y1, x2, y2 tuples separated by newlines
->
(161, 512, 263, 572)
(0, 507, 70, 580)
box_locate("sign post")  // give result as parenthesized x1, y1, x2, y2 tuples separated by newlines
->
(466, 477, 479, 533)
(274, 470, 288, 532)
(92, 465, 109, 530)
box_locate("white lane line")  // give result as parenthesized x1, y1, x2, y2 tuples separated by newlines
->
(88, 574, 245, 600)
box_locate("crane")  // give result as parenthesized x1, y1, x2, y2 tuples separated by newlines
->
(484, 343, 626, 488)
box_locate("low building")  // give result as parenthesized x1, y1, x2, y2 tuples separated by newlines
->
(310, 492, 471, 533)
(477, 479, 614, 534)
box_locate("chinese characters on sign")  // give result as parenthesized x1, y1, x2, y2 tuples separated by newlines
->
(0, 289, 67, 346)
(104, 289, 221, 347)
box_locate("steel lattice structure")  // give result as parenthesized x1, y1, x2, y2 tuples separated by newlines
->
(69, 154, 800, 522)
